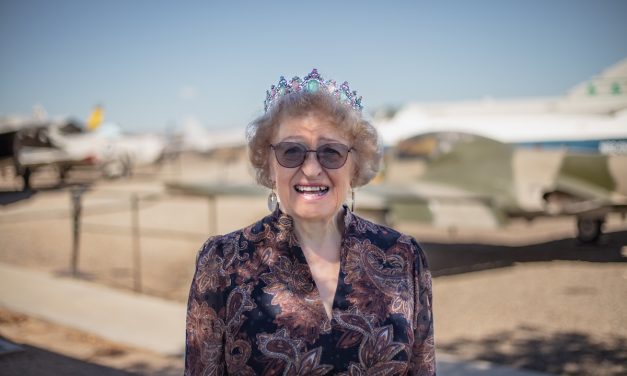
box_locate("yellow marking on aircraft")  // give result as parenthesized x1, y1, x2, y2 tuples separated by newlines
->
(87, 106, 104, 130)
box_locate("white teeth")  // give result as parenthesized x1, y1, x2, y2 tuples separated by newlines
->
(295, 185, 329, 193)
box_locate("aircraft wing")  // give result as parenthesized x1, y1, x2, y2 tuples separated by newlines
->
(0, 117, 43, 135)
(362, 181, 493, 203)
(165, 181, 266, 197)
(360, 182, 506, 229)
(17, 146, 94, 168)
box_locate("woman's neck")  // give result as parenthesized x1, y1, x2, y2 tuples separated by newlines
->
(292, 212, 344, 257)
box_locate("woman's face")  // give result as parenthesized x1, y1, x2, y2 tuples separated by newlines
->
(269, 113, 354, 224)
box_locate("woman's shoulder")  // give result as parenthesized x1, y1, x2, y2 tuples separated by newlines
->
(350, 212, 429, 266)
(350, 212, 421, 247)
(195, 213, 273, 260)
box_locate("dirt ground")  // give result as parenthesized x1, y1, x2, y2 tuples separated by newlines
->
(0, 307, 182, 376)
(1, 153, 626, 375)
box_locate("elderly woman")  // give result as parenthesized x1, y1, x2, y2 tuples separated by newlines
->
(185, 69, 435, 375)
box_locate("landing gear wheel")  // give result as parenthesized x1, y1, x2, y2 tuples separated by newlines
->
(576, 218, 603, 244)
(102, 156, 130, 179)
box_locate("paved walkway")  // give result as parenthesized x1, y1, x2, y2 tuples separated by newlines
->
(0, 262, 553, 374)
(0, 263, 186, 355)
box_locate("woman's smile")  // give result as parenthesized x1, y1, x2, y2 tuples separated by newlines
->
(294, 184, 330, 200)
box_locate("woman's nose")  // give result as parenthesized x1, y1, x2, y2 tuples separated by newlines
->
(301, 151, 322, 177)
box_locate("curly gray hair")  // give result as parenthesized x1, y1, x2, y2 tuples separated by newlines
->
(246, 90, 381, 188)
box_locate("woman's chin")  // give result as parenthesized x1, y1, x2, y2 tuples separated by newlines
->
(290, 201, 340, 222)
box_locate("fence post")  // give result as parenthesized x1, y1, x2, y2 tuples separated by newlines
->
(70, 186, 84, 277)
(131, 193, 142, 293)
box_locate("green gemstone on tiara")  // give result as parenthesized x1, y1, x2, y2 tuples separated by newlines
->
(263, 68, 363, 113)
(305, 80, 320, 92)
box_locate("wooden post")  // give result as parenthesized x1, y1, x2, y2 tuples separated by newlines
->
(131, 193, 142, 293)
(70, 187, 83, 277)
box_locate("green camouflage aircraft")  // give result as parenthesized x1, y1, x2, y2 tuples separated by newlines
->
(361, 132, 627, 243)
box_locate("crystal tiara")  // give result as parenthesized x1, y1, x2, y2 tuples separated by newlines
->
(264, 68, 363, 113)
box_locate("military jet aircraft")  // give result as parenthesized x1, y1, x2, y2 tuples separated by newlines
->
(0, 116, 88, 189)
(0, 108, 166, 190)
(362, 131, 627, 243)
(375, 57, 627, 154)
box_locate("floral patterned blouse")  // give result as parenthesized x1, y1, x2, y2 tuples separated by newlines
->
(185, 206, 435, 375)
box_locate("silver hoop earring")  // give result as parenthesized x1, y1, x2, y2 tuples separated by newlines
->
(267, 185, 278, 212)
(350, 188, 355, 212)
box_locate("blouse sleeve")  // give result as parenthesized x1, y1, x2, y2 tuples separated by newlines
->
(410, 238, 436, 375)
(184, 236, 227, 376)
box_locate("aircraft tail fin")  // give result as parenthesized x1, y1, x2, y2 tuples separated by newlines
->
(568, 57, 627, 98)
(87, 105, 104, 130)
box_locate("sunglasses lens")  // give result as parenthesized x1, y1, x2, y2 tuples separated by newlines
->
(318, 143, 349, 169)
(273, 142, 350, 169)
(275, 142, 306, 167)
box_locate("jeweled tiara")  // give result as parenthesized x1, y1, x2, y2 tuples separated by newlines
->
(264, 68, 363, 113)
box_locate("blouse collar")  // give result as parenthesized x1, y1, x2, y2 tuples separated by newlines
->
(271, 204, 354, 245)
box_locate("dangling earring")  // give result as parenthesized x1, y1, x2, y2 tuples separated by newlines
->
(350, 188, 355, 212)
(267, 183, 278, 212)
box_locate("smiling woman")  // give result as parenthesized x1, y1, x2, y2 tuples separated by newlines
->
(184, 69, 435, 375)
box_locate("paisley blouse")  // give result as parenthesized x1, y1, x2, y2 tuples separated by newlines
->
(185, 207, 435, 375)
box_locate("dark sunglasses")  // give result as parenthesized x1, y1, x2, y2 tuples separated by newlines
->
(270, 142, 353, 169)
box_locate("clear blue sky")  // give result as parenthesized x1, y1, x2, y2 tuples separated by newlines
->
(1, 0, 626, 131)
